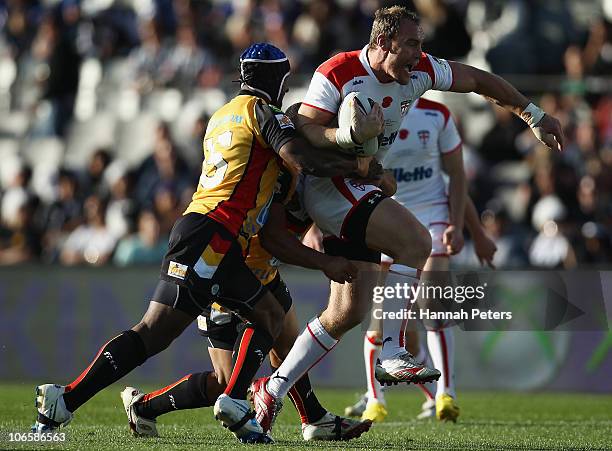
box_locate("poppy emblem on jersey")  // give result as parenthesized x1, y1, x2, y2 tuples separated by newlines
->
(382, 96, 393, 108)
(399, 129, 409, 140)
(418, 130, 430, 147)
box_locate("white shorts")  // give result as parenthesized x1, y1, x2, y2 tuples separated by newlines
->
(303, 175, 383, 239)
(381, 201, 450, 264)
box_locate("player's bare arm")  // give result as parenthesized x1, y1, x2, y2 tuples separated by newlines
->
(297, 100, 384, 149)
(259, 203, 358, 283)
(448, 61, 565, 151)
(464, 196, 497, 268)
(441, 147, 466, 255)
(279, 138, 384, 179)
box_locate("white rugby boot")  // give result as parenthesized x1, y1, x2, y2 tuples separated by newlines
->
(32, 384, 73, 432)
(376, 352, 441, 385)
(120, 387, 158, 437)
(213, 394, 273, 444)
(302, 412, 372, 441)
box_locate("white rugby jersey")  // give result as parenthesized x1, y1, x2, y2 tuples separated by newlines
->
(382, 98, 462, 208)
(302, 45, 453, 160)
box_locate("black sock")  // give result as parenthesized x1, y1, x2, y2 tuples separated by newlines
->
(63, 330, 147, 412)
(271, 365, 327, 424)
(135, 371, 214, 419)
(224, 324, 273, 399)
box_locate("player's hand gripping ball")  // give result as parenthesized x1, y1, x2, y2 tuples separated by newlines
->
(338, 91, 383, 156)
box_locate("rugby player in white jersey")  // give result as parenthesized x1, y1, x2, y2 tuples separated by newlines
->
(251, 5, 564, 432)
(345, 98, 497, 423)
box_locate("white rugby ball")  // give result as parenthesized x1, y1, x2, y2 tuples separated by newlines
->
(338, 91, 379, 156)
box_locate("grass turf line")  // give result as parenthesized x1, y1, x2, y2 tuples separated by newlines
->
(0, 383, 611, 450)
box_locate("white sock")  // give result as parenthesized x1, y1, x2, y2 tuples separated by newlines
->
(380, 264, 420, 361)
(427, 328, 456, 399)
(266, 317, 338, 399)
(363, 332, 385, 404)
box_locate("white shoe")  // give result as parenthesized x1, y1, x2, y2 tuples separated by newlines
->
(416, 398, 436, 420)
(344, 393, 368, 418)
(376, 352, 441, 385)
(214, 394, 272, 444)
(120, 387, 158, 437)
(302, 412, 372, 441)
(32, 384, 73, 432)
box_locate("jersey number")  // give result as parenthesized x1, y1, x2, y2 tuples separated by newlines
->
(200, 131, 232, 189)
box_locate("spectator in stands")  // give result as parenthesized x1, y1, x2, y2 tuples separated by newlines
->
(456, 202, 528, 269)
(41, 169, 82, 261)
(291, 0, 353, 72)
(1, 162, 32, 228)
(59, 194, 116, 266)
(134, 123, 191, 207)
(30, 7, 82, 136)
(529, 195, 576, 268)
(113, 208, 167, 266)
(128, 17, 171, 94)
(0, 195, 42, 264)
(478, 104, 527, 163)
(104, 161, 138, 240)
(413, 0, 471, 60)
(1, 0, 43, 59)
(152, 183, 181, 236)
(80, 148, 113, 199)
(161, 21, 220, 93)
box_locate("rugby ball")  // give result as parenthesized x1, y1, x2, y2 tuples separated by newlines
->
(338, 91, 379, 156)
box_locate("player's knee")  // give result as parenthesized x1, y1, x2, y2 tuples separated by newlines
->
(414, 225, 432, 264)
(392, 222, 431, 267)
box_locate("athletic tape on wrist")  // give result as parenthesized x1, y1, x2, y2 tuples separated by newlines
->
(522, 103, 545, 128)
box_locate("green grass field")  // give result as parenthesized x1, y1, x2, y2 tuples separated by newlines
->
(1, 383, 611, 450)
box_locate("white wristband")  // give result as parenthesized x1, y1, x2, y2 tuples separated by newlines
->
(335, 125, 356, 149)
(522, 103, 545, 128)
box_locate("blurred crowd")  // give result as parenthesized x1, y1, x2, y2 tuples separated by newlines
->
(0, 0, 610, 268)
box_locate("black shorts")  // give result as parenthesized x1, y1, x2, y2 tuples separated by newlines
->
(153, 213, 267, 318)
(198, 274, 293, 350)
(322, 191, 384, 264)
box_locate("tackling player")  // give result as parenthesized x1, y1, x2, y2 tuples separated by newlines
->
(120, 163, 372, 442)
(31, 43, 370, 444)
(250, 5, 563, 433)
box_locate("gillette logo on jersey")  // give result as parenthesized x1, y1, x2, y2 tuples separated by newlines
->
(392, 166, 433, 182)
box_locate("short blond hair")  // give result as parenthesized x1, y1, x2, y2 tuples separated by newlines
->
(368, 6, 419, 49)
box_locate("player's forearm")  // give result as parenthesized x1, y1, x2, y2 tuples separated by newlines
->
(260, 228, 327, 271)
(449, 62, 529, 117)
(280, 140, 358, 177)
(448, 174, 466, 231)
(298, 120, 341, 149)
(464, 196, 484, 238)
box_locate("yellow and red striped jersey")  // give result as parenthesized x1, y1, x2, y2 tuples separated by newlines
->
(185, 93, 296, 250)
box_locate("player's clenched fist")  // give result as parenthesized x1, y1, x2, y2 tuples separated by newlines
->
(351, 99, 384, 144)
(442, 224, 464, 255)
